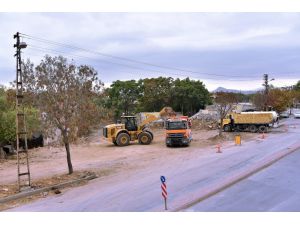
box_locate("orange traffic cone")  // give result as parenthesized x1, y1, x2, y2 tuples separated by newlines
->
(216, 144, 222, 153)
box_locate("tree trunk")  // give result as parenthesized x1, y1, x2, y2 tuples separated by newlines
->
(0, 148, 6, 159)
(64, 141, 73, 174)
(219, 118, 223, 137)
(181, 103, 184, 115)
(62, 132, 73, 174)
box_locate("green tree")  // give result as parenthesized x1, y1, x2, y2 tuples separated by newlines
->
(0, 108, 16, 143)
(105, 77, 212, 116)
(294, 80, 300, 91)
(0, 86, 6, 112)
(138, 77, 174, 112)
(172, 78, 211, 116)
(0, 87, 40, 144)
(106, 80, 141, 119)
(93, 89, 113, 122)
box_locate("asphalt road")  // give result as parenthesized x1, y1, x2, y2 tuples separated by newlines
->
(7, 117, 300, 212)
(185, 147, 300, 212)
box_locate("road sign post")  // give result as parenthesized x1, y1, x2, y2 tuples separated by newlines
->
(160, 176, 168, 210)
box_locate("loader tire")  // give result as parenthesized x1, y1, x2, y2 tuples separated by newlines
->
(116, 133, 130, 146)
(145, 131, 154, 141)
(138, 132, 152, 145)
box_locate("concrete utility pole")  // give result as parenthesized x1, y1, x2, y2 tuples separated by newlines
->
(262, 74, 274, 111)
(14, 32, 31, 191)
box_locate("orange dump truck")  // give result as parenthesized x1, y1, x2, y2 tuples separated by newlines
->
(165, 116, 192, 147)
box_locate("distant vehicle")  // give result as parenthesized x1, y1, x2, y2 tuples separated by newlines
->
(280, 111, 290, 118)
(294, 111, 300, 119)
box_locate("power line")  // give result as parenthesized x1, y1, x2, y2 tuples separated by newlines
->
(20, 32, 267, 79)
(26, 45, 263, 81)
(21, 33, 300, 81)
(24, 49, 188, 82)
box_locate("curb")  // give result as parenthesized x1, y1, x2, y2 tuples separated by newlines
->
(171, 142, 300, 212)
(0, 175, 97, 205)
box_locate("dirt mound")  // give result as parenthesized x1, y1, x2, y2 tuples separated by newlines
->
(208, 134, 228, 142)
(192, 119, 218, 130)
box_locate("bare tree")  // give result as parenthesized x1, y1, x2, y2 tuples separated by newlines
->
(252, 90, 265, 111)
(214, 92, 238, 136)
(23, 55, 103, 174)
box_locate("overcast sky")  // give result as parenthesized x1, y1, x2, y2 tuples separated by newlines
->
(0, 13, 300, 91)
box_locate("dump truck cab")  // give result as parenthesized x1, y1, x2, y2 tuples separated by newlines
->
(165, 116, 192, 147)
(222, 114, 234, 131)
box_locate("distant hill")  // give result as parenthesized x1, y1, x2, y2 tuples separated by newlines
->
(212, 87, 259, 95)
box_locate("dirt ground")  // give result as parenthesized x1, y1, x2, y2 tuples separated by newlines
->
(0, 127, 259, 209)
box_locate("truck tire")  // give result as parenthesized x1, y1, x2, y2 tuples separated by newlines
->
(138, 132, 152, 145)
(116, 133, 130, 146)
(235, 125, 244, 132)
(258, 125, 268, 133)
(249, 125, 258, 133)
(224, 125, 231, 132)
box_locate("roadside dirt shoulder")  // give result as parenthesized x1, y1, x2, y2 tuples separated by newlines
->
(0, 128, 259, 210)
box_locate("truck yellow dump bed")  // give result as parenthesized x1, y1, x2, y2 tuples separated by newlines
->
(232, 112, 273, 124)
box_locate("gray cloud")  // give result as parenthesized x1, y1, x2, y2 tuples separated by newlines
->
(1, 13, 300, 90)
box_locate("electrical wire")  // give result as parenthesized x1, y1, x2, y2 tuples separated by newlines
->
(26, 44, 263, 81)
(20, 32, 268, 79)
(21, 33, 300, 81)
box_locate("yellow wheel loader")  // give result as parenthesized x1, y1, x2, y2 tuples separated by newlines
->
(103, 107, 174, 146)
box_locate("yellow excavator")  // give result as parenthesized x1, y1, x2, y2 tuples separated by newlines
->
(103, 107, 174, 146)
